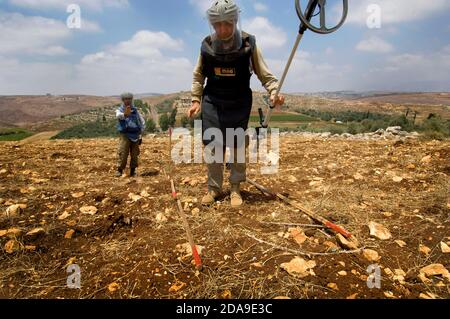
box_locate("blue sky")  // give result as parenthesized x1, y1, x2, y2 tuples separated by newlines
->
(0, 0, 449, 95)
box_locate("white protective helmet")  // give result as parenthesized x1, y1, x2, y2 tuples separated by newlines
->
(207, 0, 242, 54)
(207, 0, 240, 24)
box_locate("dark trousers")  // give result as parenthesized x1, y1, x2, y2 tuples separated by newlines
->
(201, 91, 252, 191)
(117, 134, 140, 170)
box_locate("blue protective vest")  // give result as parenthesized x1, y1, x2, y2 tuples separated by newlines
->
(117, 105, 143, 142)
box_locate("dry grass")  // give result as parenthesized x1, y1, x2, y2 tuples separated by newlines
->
(0, 136, 448, 299)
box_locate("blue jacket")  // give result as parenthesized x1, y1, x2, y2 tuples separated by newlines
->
(116, 104, 145, 142)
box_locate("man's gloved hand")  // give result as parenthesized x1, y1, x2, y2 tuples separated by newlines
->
(188, 101, 201, 118)
(124, 105, 132, 117)
(270, 93, 285, 110)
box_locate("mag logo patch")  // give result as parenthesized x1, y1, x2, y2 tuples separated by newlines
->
(214, 67, 236, 77)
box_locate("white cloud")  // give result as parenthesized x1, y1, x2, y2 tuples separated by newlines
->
(0, 56, 74, 95)
(0, 29, 193, 95)
(36, 46, 70, 56)
(8, 0, 129, 11)
(358, 45, 450, 91)
(242, 16, 287, 51)
(346, 0, 450, 25)
(386, 49, 450, 71)
(74, 55, 193, 95)
(0, 12, 71, 55)
(77, 30, 192, 94)
(356, 36, 394, 53)
(80, 30, 184, 62)
(254, 2, 268, 13)
(443, 44, 450, 54)
(387, 53, 424, 66)
(112, 30, 183, 59)
(0, 11, 102, 57)
(80, 19, 103, 33)
(274, 45, 450, 92)
(250, 49, 354, 93)
(253, 43, 449, 93)
(189, 0, 213, 15)
(80, 51, 117, 65)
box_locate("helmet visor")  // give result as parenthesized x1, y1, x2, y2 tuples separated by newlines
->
(208, 18, 242, 54)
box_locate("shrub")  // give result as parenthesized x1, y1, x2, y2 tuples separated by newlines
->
(145, 118, 157, 133)
(419, 116, 450, 140)
(180, 116, 189, 128)
(159, 113, 170, 132)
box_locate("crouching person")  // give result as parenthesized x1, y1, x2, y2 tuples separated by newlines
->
(116, 92, 145, 177)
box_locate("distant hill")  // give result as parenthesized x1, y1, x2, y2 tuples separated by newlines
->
(283, 92, 450, 122)
(0, 95, 120, 128)
(109, 93, 162, 99)
(134, 93, 163, 98)
(1, 91, 449, 132)
(294, 91, 450, 105)
(350, 92, 450, 106)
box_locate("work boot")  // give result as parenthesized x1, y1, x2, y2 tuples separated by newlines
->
(230, 184, 243, 207)
(130, 168, 136, 177)
(115, 169, 123, 177)
(201, 189, 220, 206)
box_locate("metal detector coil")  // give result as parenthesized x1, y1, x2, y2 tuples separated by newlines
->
(296, 0, 348, 35)
(257, 0, 348, 132)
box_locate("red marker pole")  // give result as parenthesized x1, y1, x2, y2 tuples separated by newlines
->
(168, 127, 203, 270)
(170, 179, 203, 270)
(247, 178, 352, 238)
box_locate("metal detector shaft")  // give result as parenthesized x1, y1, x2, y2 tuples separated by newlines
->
(262, 32, 303, 128)
(260, 0, 348, 130)
(168, 128, 203, 270)
(247, 178, 352, 238)
(260, 0, 319, 129)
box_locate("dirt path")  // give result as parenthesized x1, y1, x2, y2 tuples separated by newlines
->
(18, 131, 60, 145)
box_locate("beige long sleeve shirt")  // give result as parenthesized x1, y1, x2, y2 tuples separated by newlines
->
(191, 45, 279, 103)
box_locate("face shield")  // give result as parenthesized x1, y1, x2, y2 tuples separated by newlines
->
(207, 0, 242, 55)
(121, 92, 134, 106)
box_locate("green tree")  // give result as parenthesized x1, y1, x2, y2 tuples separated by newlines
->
(159, 113, 170, 132)
(134, 99, 144, 109)
(346, 122, 359, 135)
(146, 118, 157, 133)
(389, 115, 413, 131)
(420, 116, 450, 140)
(169, 107, 178, 127)
(156, 98, 177, 113)
(180, 115, 189, 128)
